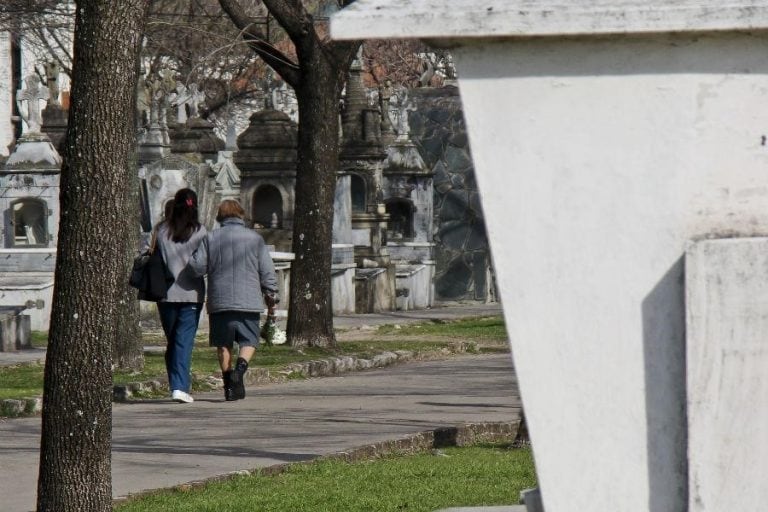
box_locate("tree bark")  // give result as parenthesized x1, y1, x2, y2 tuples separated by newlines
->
(36, 1, 149, 511)
(287, 57, 345, 347)
(218, 0, 360, 348)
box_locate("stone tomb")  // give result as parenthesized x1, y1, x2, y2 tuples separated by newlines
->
(0, 74, 61, 333)
(334, 1, 768, 511)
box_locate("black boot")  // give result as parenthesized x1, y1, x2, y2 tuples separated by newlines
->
(232, 357, 249, 400)
(223, 370, 237, 401)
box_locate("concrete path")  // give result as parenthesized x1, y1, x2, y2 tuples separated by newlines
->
(0, 303, 503, 367)
(0, 353, 520, 512)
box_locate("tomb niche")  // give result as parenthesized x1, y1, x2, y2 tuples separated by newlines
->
(9, 197, 48, 247)
(252, 184, 283, 229)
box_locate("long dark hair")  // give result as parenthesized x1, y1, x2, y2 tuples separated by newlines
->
(167, 188, 201, 242)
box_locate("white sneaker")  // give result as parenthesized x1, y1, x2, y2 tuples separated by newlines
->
(171, 390, 194, 403)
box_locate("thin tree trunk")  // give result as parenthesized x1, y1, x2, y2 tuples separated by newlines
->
(36, 1, 148, 511)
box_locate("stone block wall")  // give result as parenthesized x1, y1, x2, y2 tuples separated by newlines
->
(409, 86, 495, 302)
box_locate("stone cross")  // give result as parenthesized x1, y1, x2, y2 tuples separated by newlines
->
(17, 75, 49, 134)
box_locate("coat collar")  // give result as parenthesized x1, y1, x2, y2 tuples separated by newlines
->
(221, 217, 245, 227)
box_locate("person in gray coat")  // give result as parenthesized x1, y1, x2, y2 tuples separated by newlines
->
(189, 199, 279, 401)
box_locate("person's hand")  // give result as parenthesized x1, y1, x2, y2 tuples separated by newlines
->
(264, 292, 279, 308)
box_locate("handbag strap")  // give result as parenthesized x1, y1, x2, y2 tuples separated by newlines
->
(149, 228, 158, 255)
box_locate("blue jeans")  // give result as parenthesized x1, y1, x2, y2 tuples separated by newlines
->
(157, 302, 202, 392)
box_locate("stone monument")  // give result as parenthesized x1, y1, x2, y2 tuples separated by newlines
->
(333, 1, 768, 511)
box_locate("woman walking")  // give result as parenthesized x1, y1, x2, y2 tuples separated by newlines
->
(153, 188, 207, 403)
(190, 199, 278, 401)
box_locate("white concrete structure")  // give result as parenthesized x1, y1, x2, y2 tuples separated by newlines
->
(686, 238, 768, 512)
(334, 2, 768, 512)
(0, 33, 13, 157)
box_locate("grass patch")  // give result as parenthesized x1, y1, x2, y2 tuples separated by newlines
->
(0, 362, 45, 400)
(376, 316, 508, 341)
(116, 444, 535, 512)
(30, 331, 48, 348)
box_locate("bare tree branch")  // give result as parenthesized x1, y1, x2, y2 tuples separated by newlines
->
(218, 0, 300, 86)
(261, 0, 311, 44)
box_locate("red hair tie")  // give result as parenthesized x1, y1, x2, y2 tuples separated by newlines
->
(185, 198, 194, 207)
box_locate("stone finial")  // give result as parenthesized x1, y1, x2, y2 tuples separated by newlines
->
(17, 75, 50, 135)
(271, 212, 279, 228)
(44, 61, 61, 107)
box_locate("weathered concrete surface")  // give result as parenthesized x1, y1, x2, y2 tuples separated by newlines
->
(331, 0, 768, 40)
(0, 354, 520, 512)
(334, 3, 768, 510)
(686, 238, 768, 512)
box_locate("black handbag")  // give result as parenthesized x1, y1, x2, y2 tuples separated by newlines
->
(129, 230, 174, 301)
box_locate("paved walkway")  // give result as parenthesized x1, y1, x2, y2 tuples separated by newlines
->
(0, 302, 503, 367)
(0, 303, 514, 511)
(0, 354, 520, 512)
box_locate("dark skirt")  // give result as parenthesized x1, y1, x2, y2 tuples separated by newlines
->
(209, 311, 261, 348)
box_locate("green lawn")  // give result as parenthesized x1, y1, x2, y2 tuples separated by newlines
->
(0, 361, 45, 399)
(375, 316, 508, 341)
(115, 444, 535, 512)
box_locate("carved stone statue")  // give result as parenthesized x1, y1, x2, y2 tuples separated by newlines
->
(44, 61, 61, 106)
(186, 83, 205, 119)
(379, 79, 395, 140)
(173, 83, 189, 124)
(17, 75, 50, 134)
(392, 87, 416, 140)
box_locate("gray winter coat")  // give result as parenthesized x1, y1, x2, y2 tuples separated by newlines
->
(189, 218, 278, 313)
(149, 222, 207, 303)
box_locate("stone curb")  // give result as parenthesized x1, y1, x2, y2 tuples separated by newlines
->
(113, 420, 524, 505)
(1, 341, 482, 418)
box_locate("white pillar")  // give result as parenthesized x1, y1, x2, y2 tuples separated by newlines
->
(686, 238, 768, 512)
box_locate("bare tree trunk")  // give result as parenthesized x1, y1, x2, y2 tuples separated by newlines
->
(113, 52, 144, 371)
(113, 174, 143, 370)
(287, 63, 343, 347)
(36, 1, 149, 511)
